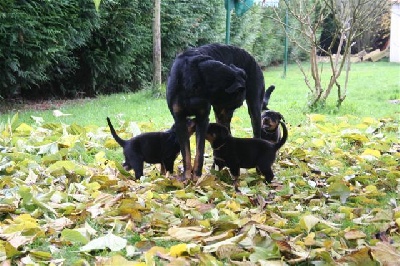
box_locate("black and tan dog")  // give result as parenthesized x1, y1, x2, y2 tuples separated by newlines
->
(167, 43, 265, 182)
(206, 122, 288, 190)
(107, 117, 196, 179)
(261, 85, 285, 143)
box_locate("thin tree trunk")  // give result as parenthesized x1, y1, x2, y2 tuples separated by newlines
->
(152, 0, 161, 92)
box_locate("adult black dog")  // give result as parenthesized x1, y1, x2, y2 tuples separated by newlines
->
(167, 44, 261, 181)
(107, 117, 196, 179)
(206, 122, 288, 191)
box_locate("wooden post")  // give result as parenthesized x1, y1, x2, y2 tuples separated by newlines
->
(153, 0, 161, 92)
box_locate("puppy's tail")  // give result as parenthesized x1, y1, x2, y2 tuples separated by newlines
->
(274, 121, 288, 151)
(106, 117, 126, 147)
(262, 85, 275, 111)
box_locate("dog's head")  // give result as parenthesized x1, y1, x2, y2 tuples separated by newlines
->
(206, 123, 230, 144)
(198, 60, 247, 94)
(225, 64, 247, 94)
(261, 110, 284, 132)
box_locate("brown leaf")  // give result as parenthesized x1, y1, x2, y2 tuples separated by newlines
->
(370, 242, 400, 265)
(336, 247, 375, 265)
(344, 229, 366, 240)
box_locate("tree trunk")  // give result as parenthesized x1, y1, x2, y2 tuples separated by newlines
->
(152, 0, 161, 93)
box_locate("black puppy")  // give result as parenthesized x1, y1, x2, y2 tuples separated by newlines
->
(206, 122, 288, 190)
(107, 117, 196, 179)
(261, 85, 285, 143)
(167, 43, 265, 182)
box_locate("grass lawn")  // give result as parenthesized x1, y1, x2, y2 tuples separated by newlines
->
(1, 61, 399, 130)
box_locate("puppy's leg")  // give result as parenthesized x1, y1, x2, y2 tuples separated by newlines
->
(228, 167, 240, 192)
(193, 117, 209, 180)
(163, 159, 174, 175)
(132, 159, 144, 179)
(259, 164, 274, 183)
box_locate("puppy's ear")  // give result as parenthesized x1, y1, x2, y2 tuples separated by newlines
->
(218, 124, 231, 139)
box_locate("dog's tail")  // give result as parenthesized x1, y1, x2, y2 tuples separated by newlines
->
(262, 85, 275, 111)
(274, 121, 288, 151)
(106, 117, 126, 147)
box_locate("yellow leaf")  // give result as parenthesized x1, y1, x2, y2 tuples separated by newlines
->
(30, 250, 52, 260)
(339, 206, 354, 219)
(362, 117, 376, 124)
(299, 215, 320, 233)
(326, 159, 343, 168)
(222, 208, 238, 219)
(308, 114, 326, 122)
(396, 218, 400, 227)
(311, 138, 325, 148)
(365, 185, 378, 194)
(231, 116, 242, 123)
(145, 191, 153, 200)
(147, 246, 168, 256)
(250, 213, 266, 223)
(304, 232, 316, 246)
(295, 138, 305, 144)
(169, 243, 188, 257)
(362, 149, 381, 158)
(225, 200, 240, 212)
(3, 214, 40, 234)
(104, 139, 119, 149)
(15, 123, 33, 134)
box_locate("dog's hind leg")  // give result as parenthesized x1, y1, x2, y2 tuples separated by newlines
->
(213, 106, 234, 133)
(175, 118, 192, 181)
(193, 117, 209, 180)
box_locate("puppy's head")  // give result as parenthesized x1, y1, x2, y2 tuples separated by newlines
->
(206, 123, 230, 144)
(187, 118, 196, 136)
(261, 110, 284, 132)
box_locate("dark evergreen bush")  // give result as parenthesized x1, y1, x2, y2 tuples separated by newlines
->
(0, 0, 299, 99)
(0, 0, 99, 98)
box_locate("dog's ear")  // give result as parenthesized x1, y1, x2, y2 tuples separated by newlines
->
(217, 124, 231, 139)
(225, 64, 246, 94)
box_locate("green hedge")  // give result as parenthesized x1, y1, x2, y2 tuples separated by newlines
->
(0, 1, 298, 99)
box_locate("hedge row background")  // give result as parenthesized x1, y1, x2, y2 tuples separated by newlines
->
(0, 0, 387, 99)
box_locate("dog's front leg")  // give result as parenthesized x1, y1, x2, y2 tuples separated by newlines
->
(175, 118, 192, 182)
(193, 117, 209, 180)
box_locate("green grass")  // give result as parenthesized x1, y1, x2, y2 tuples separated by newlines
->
(0, 61, 398, 131)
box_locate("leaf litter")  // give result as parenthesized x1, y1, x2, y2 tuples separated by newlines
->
(0, 113, 399, 265)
